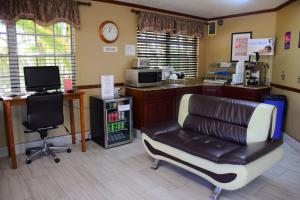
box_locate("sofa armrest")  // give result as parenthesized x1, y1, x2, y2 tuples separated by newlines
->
(141, 120, 182, 139)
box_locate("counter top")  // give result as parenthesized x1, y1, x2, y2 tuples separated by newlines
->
(125, 83, 271, 92)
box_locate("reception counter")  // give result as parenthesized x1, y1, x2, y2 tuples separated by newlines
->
(125, 83, 271, 129)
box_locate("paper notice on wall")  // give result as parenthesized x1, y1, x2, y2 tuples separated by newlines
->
(125, 45, 136, 56)
(101, 75, 114, 99)
(248, 38, 275, 55)
(103, 46, 118, 53)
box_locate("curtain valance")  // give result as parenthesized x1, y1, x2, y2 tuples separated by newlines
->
(0, 0, 80, 28)
(138, 11, 204, 38)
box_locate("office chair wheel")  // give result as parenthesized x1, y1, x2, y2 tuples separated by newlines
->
(67, 148, 72, 153)
(26, 159, 32, 164)
(54, 158, 60, 163)
(25, 150, 31, 156)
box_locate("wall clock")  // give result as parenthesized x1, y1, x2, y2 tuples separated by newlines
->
(99, 21, 119, 43)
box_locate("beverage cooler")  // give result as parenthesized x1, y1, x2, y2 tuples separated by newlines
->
(90, 96, 133, 148)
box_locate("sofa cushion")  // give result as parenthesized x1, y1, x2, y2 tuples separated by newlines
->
(183, 115, 247, 145)
(183, 95, 259, 145)
(144, 129, 282, 165)
(141, 120, 181, 139)
(188, 95, 259, 127)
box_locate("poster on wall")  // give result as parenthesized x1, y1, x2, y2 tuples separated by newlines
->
(248, 38, 275, 56)
(231, 32, 252, 62)
(284, 32, 291, 49)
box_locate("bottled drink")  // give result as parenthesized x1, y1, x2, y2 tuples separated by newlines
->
(118, 122, 122, 130)
(115, 112, 119, 121)
(121, 112, 125, 120)
(111, 123, 114, 132)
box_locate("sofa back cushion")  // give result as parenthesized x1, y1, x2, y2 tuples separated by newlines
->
(182, 95, 259, 145)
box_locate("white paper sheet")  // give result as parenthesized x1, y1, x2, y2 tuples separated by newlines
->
(125, 45, 136, 56)
(101, 75, 114, 99)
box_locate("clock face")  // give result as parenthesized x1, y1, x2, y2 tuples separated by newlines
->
(100, 21, 119, 43)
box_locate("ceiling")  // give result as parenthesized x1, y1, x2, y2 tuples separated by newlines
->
(115, 0, 289, 19)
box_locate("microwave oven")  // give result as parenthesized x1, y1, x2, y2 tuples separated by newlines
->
(125, 68, 162, 88)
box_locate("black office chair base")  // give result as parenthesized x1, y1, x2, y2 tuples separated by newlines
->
(25, 139, 71, 164)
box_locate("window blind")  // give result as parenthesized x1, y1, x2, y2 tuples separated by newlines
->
(0, 22, 10, 93)
(0, 19, 76, 93)
(137, 31, 199, 77)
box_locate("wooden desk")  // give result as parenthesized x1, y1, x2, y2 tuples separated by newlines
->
(1, 91, 86, 169)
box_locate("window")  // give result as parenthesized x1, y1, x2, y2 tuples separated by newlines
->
(137, 31, 199, 77)
(0, 19, 76, 93)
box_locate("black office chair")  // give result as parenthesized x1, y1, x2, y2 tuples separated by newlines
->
(24, 92, 71, 164)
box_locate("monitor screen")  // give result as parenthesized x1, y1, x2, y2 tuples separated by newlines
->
(24, 66, 61, 92)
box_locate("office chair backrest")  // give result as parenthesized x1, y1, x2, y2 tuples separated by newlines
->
(26, 92, 64, 130)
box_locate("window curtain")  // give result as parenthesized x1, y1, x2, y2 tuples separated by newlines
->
(138, 12, 174, 33)
(174, 18, 204, 38)
(138, 11, 204, 38)
(0, 0, 80, 28)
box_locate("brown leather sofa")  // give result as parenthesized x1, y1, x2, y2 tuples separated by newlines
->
(141, 94, 283, 200)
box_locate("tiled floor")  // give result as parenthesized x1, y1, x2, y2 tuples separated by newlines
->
(0, 135, 300, 200)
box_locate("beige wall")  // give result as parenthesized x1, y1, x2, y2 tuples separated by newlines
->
(1, 1, 299, 149)
(205, 12, 277, 74)
(272, 1, 300, 141)
(273, 1, 300, 88)
(0, 1, 138, 148)
(0, 1, 207, 148)
(204, 2, 300, 141)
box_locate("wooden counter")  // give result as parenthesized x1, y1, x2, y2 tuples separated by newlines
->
(125, 84, 270, 129)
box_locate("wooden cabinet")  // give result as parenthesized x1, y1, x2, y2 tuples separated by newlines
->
(126, 88, 177, 129)
(223, 86, 270, 102)
(202, 85, 223, 97)
(143, 89, 177, 126)
(126, 85, 270, 129)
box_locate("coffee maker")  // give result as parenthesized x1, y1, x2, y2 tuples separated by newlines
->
(244, 52, 268, 87)
(245, 62, 267, 86)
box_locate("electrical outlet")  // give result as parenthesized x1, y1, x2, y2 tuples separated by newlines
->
(281, 71, 286, 80)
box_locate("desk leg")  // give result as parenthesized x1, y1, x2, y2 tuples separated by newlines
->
(3, 104, 12, 158)
(69, 100, 76, 144)
(79, 94, 86, 152)
(4, 101, 17, 169)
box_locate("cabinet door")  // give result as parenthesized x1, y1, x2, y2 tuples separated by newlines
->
(202, 86, 223, 97)
(223, 87, 270, 102)
(144, 101, 165, 126)
(144, 89, 176, 126)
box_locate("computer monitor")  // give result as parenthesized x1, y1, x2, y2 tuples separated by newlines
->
(24, 66, 61, 92)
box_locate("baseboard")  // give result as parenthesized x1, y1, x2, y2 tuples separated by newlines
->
(0, 132, 91, 158)
(283, 132, 300, 153)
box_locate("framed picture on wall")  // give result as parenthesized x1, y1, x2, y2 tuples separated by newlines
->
(230, 32, 252, 62)
(208, 21, 217, 36)
(298, 31, 300, 48)
(284, 32, 291, 49)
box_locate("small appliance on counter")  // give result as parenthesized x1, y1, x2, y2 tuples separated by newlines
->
(125, 68, 162, 88)
(244, 62, 268, 87)
(161, 66, 185, 80)
(132, 58, 150, 68)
